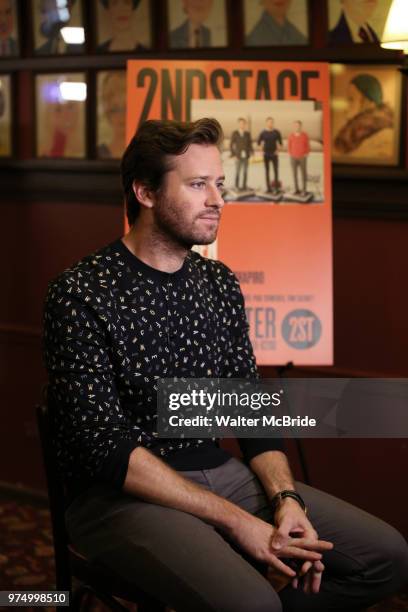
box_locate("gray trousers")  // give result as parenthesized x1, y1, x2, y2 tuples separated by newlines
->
(264, 155, 279, 190)
(290, 156, 307, 193)
(235, 158, 249, 190)
(66, 457, 408, 612)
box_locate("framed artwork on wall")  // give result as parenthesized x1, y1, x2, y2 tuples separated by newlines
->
(35, 72, 87, 158)
(0, 74, 12, 156)
(244, 0, 309, 47)
(0, 0, 19, 57)
(96, 70, 126, 159)
(167, 0, 227, 49)
(32, 0, 85, 56)
(331, 64, 402, 166)
(95, 0, 151, 52)
(327, 0, 393, 45)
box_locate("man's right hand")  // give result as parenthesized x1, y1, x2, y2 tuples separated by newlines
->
(124, 448, 332, 579)
(226, 511, 332, 578)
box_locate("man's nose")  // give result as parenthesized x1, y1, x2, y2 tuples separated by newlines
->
(206, 184, 225, 208)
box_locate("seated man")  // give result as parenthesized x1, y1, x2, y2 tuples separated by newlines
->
(43, 118, 408, 612)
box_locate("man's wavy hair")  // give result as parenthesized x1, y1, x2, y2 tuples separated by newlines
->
(121, 118, 224, 226)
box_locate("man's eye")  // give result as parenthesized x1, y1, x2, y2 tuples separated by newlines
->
(217, 183, 225, 192)
(191, 182, 205, 189)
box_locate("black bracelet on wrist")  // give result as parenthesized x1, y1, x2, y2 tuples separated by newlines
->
(270, 490, 307, 517)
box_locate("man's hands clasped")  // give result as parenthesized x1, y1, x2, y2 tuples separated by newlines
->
(270, 497, 333, 593)
(227, 499, 333, 594)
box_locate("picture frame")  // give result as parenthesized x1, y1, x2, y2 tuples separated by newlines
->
(35, 72, 87, 159)
(327, 0, 393, 45)
(96, 70, 126, 159)
(95, 0, 151, 53)
(32, 0, 85, 56)
(330, 64, 402, 167)
(167, 0, 227, 49)
(244, 0, 309, 47)
(0, 74, 12, 157)
(0, 0, 19, 58)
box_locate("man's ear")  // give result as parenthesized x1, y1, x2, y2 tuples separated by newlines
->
(132, 181, 156, 210)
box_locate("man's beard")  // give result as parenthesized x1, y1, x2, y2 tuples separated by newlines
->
(153, 193, 219, 249)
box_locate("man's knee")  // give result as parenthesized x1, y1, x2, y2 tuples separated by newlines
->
(376, 524, 408, 588)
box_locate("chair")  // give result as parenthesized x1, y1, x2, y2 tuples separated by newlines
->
(36, 394, 168, 612)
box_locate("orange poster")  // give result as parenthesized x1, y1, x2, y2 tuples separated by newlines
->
(126, 60, 333, 366)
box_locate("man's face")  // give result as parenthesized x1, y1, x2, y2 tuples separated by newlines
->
(106, 0, 134, 33)
(0, 0, 13, 39)
(182, 0, 213, 25)
(341, 0, 378, 24)
(266, 118, 274, 129)
(153, 144, 225, 248)
(294, 121, 301, 132)
(263, 0, 291, 20)
(51, 100, 79, 135)
(238, 119, 247, 130)
(345, 82, 366, 119)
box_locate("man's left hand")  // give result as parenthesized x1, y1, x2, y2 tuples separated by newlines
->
(270, 497, 331, 593)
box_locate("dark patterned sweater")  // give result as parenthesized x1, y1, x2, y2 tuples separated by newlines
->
(43, 238, 283, 497)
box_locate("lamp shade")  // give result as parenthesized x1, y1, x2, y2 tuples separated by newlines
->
(381, 0, 408, 52)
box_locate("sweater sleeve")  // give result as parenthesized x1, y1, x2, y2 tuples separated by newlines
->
(43, 276, 153, 490)
(304, 132, 310, 155)
(288, 133, 293, 156)
(218, 265, 284, 461)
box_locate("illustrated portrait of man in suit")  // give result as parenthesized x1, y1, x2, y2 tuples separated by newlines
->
(0, 0, 18, 56)
(246, 0, 308, 47)
(329, 0, 380, 44)
(35, 0, 84, 55)
(230, 118, 253, 191)
(169, 0, 214, 48)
